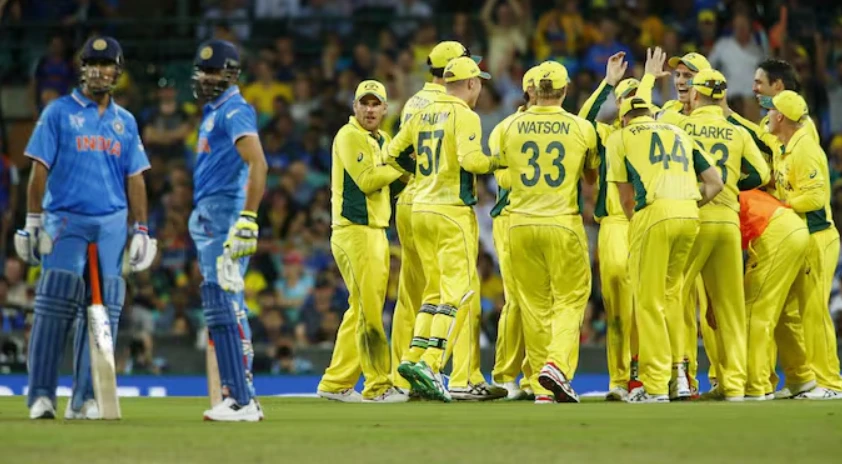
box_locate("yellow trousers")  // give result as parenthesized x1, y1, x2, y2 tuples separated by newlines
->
(412, 204, 479, 373)
(490, 214, 532, 388)
(744, 210, 811, 396)
(681, 207, 746, 398)
(319, 226, 392, 398)
(629, 200, 699, 396)
(799, 228, 842, 391)
(508, 214, 590, 397)
(598, 217, 633, 391)
(685, 277, 717, 391)
(768, 296, 815, 392)
(390, 203, 425, 390)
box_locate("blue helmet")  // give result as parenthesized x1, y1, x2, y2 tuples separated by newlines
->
(79, 36, 124, 94)
(192, 39, 241, 100)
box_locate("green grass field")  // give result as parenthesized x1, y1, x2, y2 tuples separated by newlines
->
(1, 397, 841, 463)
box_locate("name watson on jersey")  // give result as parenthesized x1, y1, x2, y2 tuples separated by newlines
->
(516, 120, 571, 135)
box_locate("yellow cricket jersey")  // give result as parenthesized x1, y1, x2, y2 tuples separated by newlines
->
(775, 125, 834, 233)
(576, 80, 624, 220)
(396, 82, 446, 205)
(496, 105, 598, 216)
(682, 106, 770, 213)
(388, 93, 496, 206)
(488, 107, 526, 218)
(331, 116, 402, 228)
(606, 116, 709, 210)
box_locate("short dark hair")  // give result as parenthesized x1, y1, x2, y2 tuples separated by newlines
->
(758, 59, 801, 92)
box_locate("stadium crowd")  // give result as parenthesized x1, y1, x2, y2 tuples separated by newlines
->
(3, 0, 842, 374)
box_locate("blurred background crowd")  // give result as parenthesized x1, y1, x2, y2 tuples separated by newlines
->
(2, 0, 842, 374)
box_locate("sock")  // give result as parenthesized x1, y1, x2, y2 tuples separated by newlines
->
(405, 303, 436, 363)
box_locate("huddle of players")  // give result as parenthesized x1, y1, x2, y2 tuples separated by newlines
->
(318, 39, 842, 404)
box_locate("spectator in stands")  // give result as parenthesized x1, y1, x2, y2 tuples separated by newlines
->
(621, 0, 665, 53)
(142, 78, 191, 161)
(292, 0, 352, 40)
(694, 9, 719, 57)
(826, 58, 842, 136)
(450, 12, 482, 55)
(3, 257, 28, 308)
(198, 0, 250, 41)
(290, 75, 319, 129)
(31, 34, 75, 112)
(481, 0, 529, 77)
(273, 36, 297, 83)
(392, 0, 433, 40)
(61, 0, 119, 26)
(243, 59, 294, 124)
(709, 12, 766, 116)
(1, 275, 26, 332)
(534, 0, 589, 61)
(0, 141, 18, 259)
(584, 15, 634, 79)
(296, 273, 347, 346)
(254, 0, 299, 18)
(276, 251, 314, 314)
(302, 126, 330, 174)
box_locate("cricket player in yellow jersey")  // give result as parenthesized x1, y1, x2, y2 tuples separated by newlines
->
(728, 59, 819, 398)
(494, 61, 598, 404)
(644, 48, 720, 392)
(317, 81, 408, 403)
(738, 189, 815, 400)
(387, 57, 499, 402)
(488, 65, 541, 400)
(606, 97, 723, 403)
(576, 52, 638, 401)
(763, 91, 842, 399)
(388, 41, 502, 400)
(676, 69, 771, 401)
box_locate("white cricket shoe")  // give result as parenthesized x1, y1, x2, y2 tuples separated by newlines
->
(774, 387, 793, 399)
(793, 387, 842, 400)
(534, 395, 554, 404)
(65, 399, 101, 420)
(605, 387, 629, 402)
(724, 396, 744, 402)
(765, 393, 775, 400)
(450, 382, 507, 401)
(363, 387, 409, 403)
(317, 388, 363, 403)
(627, 387, 669, 404)
(203, 397, 262, 422)
(495, 381, 523, 400)
(744, 395, 766, 401)
(776, 380, 815, 400)
(537, 363, 579, 403)
(29, 397, 56, 420)
(670, 364, 691, 401)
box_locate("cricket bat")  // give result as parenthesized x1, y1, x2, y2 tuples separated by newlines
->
(207, 333, 223, 407)
(87, 243, 121, 420)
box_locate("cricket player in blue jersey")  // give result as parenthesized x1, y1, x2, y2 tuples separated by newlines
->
(190, 39, 267, 422)
(17, 37, 154, 420)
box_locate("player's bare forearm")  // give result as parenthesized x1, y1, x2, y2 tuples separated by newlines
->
(698, 167, 724, 207)
(127, 173, 149, 224)
(583, 168, 598, 186)
(236, 135, 268, 213)
(27, 161, 48, 213)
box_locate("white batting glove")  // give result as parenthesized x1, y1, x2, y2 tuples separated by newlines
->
(225, 211, 259, 259)
(129, 223, 158, 272)
(217, 244, 244, 293)
(14, 213, 53, 265)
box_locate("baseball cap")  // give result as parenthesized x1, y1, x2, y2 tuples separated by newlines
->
(522, 65, 541, 92)
(443, 57, 491, 83)
(689, 68, 727, 99)
(668, 52, 711, 72)
(194, 39, 240, 70)
(535, 61, 569, 90)
(698, 9, 716, 23)
(80, 37, 123, 65)
(615, 78, 640, 99)
(759, 90, 808, 122)
(427, 41, 482, 70)
(355, 80, 387, 102)
(619, 97, 654, 118)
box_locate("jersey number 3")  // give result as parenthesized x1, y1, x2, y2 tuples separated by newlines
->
(418, 130, 444, 176)
(521, 141, 565, 187)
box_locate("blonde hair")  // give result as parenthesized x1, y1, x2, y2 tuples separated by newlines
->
(536, 79, 564, 99)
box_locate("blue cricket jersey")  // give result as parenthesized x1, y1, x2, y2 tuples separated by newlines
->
(193, 86, 258, 204)
(25, 88, 150, 215)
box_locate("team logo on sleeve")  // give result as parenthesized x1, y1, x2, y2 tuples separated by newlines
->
(810, 170, 818, 179)
(203, 117, 215, 132)
(69, 113, 85, 131)
(469, 133, 476, 141)
(113, 119, 124, 134)
(357, 153, 364, 162)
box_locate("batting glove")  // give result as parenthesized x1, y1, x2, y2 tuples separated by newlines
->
(14, 213, 53, 265)
(129, 223, 158, 272)
(217, 244, 244, 293)
(225, 211, 258, 258)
